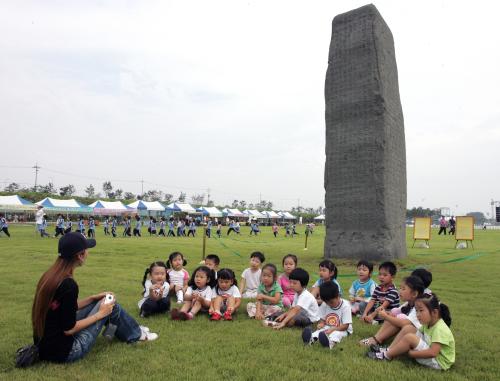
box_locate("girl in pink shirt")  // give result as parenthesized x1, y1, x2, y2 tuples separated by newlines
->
(279, 254, 298, 308)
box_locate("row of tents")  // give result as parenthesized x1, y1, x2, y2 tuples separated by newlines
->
(0, 195, 313, 221)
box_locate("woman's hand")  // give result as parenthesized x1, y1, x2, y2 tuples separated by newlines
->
(97, 300, 114, 319)
(92, 291, 113, 301)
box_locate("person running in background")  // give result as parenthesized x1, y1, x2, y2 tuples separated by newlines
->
(0, 213, 11, 237)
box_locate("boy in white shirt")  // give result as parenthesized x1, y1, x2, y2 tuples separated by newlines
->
(240, 251, 265, 298)
(269, 268, 320, 329)
(302, 281, 352, 349)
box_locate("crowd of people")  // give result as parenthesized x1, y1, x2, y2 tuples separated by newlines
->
(27, 233, 455, 371)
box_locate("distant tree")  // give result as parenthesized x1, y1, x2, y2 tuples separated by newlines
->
(191, 193, 205, 206)
(145, 190, 163, 201)
(248, 203, 254, 209)
(85, 184, 96, 198)
(207, 200, 214, 207)
(123, 192, 136, 201)
(466, 212, 486, 224)
(39, 182, 56, 194)
(163, 193, 173, 204)
(178, 192, 186, 203)
(266, 201, 273, 210)
(4, 182, 20, 192)
(231, 200, 239, 208)
(239, 200, 246, 209)
(59, 184, 76, 197)
(102, 181, 113, 198)
(114, 189, 123, 200)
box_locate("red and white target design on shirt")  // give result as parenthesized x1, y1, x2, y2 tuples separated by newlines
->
(325, 313, 340, 327)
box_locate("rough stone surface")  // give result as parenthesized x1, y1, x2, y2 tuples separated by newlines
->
(324, 4, 407, 261)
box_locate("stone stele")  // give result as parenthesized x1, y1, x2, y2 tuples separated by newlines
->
(324, 4, 407, 261)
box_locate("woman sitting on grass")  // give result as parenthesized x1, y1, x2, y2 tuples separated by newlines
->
(32, 233, 157, 363)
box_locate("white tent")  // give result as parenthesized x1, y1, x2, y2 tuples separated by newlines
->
(0, 195, 36, 211)
(222, 208, 245, 218)
(314, 214, 325, 220)
(127, 200, 166, 211)
(279, 211, 296, 220)
(166, 202, 197, 213)
(196, 206, 223, 217)
(261, 210, 280, 219)
(89, 200, 134, 215)
(36, 197, 93, 213)
(243, 209, 265, 218)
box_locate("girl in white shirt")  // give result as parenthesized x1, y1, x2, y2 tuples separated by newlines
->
(138, 261, 170, 318)
(210, 268, 241, 321)
(166, 252, 189, 304)
(172, 266, 216, 320)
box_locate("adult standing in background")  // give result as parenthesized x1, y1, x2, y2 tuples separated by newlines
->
(438, 216, 447, 235)
(448, 216, 456, 235)
(36, 205, 45, 235)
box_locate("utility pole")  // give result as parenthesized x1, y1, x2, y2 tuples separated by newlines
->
(207, 188, 211, 205)
(33, 162, 41, 192)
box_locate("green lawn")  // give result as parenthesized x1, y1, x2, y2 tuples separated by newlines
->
(0, 224, 499, 380)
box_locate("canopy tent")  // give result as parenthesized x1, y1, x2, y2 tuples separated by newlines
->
(0, 195, 37, 211)
(36, 197, 93, 214)
(278, 211, 296, 220)
(196, 206, 223, 217)
(314, 214, 325, 221)
(261, 210, 280, 219)
(166, 203, 197, 214)
(222, 208, 246, 218)
(243, 209, 265, 219)
(127, 200, 166, 212)
(89, 200, 135, 215)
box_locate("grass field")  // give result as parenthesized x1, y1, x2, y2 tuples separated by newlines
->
(0, 224, 499, 381)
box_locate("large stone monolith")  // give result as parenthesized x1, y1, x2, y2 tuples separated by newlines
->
(324, 4, 407, 261)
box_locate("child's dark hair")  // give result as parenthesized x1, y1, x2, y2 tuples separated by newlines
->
(289, 268, 309, 287)
(282, 254, 298, 266)
(400, 275, 425, 314)
(142, 261, 168, 295)
(411, 268, 432, 289)
(319, 259, 338, 279)
(416, 293, 452, 327)
(216, 268, 237, 291)
(379, 261, 397, 276)
(166, 251, 187, 268)
(356, 259, 373, 274)
(319, 281, 340, 302)
(205, 254, 220, 266)
(262, 263, 278, 279)
(250, 251, 265, 263)
(188, 265, 216, 288)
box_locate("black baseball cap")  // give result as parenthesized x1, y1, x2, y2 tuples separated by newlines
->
(58, 232, 96, 259)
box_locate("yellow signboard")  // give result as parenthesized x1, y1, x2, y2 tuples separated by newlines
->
(413, 217, 431, 240)
(456, 216, 474, 241)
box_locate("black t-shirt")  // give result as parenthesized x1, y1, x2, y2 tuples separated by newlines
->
(35, 278, 78, 362)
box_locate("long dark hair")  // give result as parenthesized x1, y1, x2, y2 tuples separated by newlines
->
(166, 251, 187, 268)
(32, 254, 81, 338)
(416, 293, 452, 326)
(319, 259, 338, 280)
(188, 266, 216, 289)
(142, 261, 168, 295)
(400, 275, 425, 314)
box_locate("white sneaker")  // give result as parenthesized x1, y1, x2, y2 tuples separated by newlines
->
(139, 325, 150, 333)
(139, 326, 158, 341)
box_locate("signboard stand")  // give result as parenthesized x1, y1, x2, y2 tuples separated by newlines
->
(412, 217, 431, 248)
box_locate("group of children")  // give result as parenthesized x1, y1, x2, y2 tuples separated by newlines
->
(138, 251, 455, 371)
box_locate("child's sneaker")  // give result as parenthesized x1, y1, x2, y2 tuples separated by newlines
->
(171, 308, 180, 320)
(223, 310, 233, 321)
(210, 312, 222, 321)
(186, 312, 194, 320)
(367, 350, 389, 361)
(318, 331, 331, 348)
(179, 311, 191, 321)
(262, 319, 278, 327)
(302, 327, 313, 345)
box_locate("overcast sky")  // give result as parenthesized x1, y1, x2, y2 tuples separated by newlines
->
(1, 0, 499, 215)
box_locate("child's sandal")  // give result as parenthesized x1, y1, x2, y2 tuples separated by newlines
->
(359, 336, 378, 346)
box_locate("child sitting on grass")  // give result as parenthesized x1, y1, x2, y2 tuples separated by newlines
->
(267, 268, 319, 329)
(204, 254, 220, 279)
(361, 261, 399, 324)
(172, 266, 215, 320)
(279, 254, 298, 308)
(138, 261, 170, 317)
(209, 268, 241, 321)
(302, 281, 352, 349)
(311, 260, 343, 304)
(247, 264, 283, 320)
(368, 294, 455, 371)
(349, 260, 376, 315)
(166, 252, 189, 304)
(240, 251, 265, 298)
